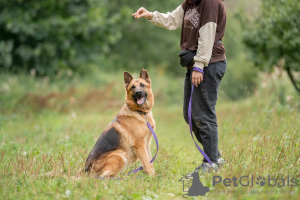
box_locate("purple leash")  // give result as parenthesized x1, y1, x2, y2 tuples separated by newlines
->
(96, 115, 158, 179)
(188, 83, 213, 165)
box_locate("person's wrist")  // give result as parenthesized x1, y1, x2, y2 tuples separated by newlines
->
(193, 67, 204, 75)
(147, 12, 153, 20)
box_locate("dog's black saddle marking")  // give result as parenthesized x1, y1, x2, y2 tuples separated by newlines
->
(85, 127, 121, 171)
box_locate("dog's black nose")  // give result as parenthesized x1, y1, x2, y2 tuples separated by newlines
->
(135, 90, 144, 98)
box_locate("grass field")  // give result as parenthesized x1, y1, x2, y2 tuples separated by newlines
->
(0, 70, 299, 200)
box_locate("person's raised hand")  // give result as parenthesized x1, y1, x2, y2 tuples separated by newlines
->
(192, 70, 203, 87)
(132, 7, 153, 20)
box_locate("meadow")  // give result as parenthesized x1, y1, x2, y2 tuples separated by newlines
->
(0, 69, 299, 200)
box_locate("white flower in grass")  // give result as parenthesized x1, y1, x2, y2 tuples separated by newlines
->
(152, 193, 159, 198)
(167, 193, 175, 197)
(65, 190, 71, 197)
(142, 196, 151, 200)
(23, 151, 27, 157)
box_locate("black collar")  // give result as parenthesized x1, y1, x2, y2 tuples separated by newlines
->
(137, 110, 147, 115)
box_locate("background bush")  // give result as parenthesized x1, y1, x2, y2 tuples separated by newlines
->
(239, 0, 300, 92)
(0, 0, 127, 75)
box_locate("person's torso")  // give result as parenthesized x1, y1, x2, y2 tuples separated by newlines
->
(180, 0, 226, 63)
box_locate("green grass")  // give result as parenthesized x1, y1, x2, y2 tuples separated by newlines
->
(0, 70, 299, 200)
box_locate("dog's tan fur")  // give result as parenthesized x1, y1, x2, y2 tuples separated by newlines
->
(84, 69, 155, 177)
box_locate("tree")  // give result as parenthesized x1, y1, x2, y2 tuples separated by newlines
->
(0, 0, 183, 76)
(240, 0, 300, 93)
(0, 0, 125, 75)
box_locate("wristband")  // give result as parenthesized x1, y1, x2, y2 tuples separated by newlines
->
(193, 67, 204, 75)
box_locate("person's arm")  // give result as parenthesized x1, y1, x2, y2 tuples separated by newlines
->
(192, 1, 220, 87)
(193, 1, 218, 71)
(132, 6, 184, 30)
(193, 23, 216, 70)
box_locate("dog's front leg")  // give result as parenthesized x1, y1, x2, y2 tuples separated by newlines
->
(146, 134, 152, 160)
(132, 143, 155, 177)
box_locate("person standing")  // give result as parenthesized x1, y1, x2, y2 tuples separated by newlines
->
(132, 0, 226, 173)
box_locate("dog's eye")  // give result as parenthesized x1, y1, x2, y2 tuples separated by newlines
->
(140, 83, 145, 87)
(131, 85, 135, 90)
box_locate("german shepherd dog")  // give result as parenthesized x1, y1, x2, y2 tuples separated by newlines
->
(84, 69, 155, 177)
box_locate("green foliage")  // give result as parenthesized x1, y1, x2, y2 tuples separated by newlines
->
(0, 0, 126, 75)
(0, 0, 183, 76)
(240, 0, 300, 72)
(221, 13, 259, 100)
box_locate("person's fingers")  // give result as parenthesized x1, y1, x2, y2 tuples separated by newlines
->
(137, 8, 145, 15)
(192, 76, 195, 86)
(192, 73, 196, 87)
(132, 8, 143, 17)
(194, 77, 198, 87)
(139, 13, 148, 18)
(197, 76, 201, 86)
(134, 14, 142, 19)
(137, 8, 143, 12)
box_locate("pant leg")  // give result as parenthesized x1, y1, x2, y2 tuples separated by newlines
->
(183, 70, 203, 143)
(184, 60, 226, 163)
(183, 70, 191, 125)
(183, 68, 220, 155)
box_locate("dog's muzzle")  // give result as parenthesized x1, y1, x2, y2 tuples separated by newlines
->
(133, 90, 147, 105)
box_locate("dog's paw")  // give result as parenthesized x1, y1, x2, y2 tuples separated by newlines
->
(148, 169, 156, 177)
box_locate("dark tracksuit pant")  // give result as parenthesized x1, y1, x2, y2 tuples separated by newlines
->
(183, 60, 227, 164)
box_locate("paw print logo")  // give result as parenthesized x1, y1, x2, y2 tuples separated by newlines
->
(256, 176, 266, 186)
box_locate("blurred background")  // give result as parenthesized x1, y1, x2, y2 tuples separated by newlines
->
(0, 0, 299, 112)
(0, 0, 298, 111)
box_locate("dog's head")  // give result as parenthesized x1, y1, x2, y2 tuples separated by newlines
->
(124, 69, 154, 113)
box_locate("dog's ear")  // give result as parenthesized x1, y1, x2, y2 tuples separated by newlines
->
(124, 71, 133, 88)
(139, 68, 151, 84)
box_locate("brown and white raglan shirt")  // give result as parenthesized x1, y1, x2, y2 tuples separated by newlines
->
(149, 0, 226, 71)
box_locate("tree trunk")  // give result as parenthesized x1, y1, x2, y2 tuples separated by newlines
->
(286, 67, 300, 94)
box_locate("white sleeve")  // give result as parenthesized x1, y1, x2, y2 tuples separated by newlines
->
(193, 22, 217, 70)
(148, 5, 184, 30)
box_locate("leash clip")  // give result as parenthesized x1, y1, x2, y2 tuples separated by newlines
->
(144, 114, 149, 123)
